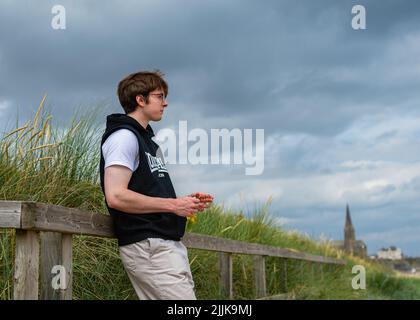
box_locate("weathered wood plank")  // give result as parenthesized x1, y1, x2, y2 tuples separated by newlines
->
(39, 232, 73, 300)
(40, 232, 61, 300)
(0, 201, 21, 229)
(2, 201, 345, 266)
(280, 259, 288, 293)
(219, 252, 233, 299)
(320, 263, 324, 282)
(253, 255, 266, 298)
(21, 202, 114, 238)
(40, 232, 62, 300)
(61, 234, 73, 300)
(183, 233, 345, 265)
(13, 230, 40, 300)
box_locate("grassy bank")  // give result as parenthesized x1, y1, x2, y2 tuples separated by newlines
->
(1, 97, 419, 300)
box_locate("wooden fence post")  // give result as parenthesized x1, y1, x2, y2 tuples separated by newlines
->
(253, 255, 266, 298)
(1, 201, 347, 300)
(62, 234, 73, 300)
(39, 232, 73, 300)
(219, 252, 233, 299)
(320, 263, 324, 282)
(300, 261, 304, 280)
(281, 259, 288, 292)
(13, 230, 40, 300)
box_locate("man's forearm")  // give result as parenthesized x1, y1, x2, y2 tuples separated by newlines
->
(109, 189, 177, 214)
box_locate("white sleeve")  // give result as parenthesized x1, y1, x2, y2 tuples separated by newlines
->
(102, 129, 140, 172)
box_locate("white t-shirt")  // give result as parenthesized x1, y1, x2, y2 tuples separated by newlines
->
(102, 129, 140, 172)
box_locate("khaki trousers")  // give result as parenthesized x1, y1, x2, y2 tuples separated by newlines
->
(119, 238, 196, 300)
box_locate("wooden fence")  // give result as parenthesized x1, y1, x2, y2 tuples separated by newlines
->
(0, 201, 346, 300)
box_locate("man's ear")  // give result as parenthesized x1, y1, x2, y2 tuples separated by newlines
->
(136, 95, 146, 107)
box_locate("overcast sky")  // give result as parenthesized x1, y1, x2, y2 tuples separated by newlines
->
(1, 0, 420, 256)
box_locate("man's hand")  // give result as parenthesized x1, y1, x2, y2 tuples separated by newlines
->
(190, 192, 214, 211)
(173, 196, 203, 217)
(190, 192, 214, 203)
(173, 193, 214, 217)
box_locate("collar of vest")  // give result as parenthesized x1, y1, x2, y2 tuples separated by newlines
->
(105, 113, 155, 138)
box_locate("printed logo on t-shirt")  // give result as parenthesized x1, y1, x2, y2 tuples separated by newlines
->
(145, 152, 168, 174)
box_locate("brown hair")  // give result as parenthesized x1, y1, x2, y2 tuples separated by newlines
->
(117, 70, 168, 113)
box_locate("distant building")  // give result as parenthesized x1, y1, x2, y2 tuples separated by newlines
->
(332, 204, 367, 258)
(377, 246, 403, 260)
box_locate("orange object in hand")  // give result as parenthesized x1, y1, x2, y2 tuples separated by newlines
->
(190, 192, 214, 203)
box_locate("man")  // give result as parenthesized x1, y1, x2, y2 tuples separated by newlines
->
(99, 70, 213, 300)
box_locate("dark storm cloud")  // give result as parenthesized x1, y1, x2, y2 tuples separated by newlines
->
(1, 0, 420, 255)
(2, 0, 420, 133)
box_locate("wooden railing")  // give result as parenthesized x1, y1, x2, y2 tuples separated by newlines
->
(0, 201, 346, 300)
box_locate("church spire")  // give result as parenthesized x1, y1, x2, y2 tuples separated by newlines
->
(345, 203, 353, 228)
(344, 203, 355, 254)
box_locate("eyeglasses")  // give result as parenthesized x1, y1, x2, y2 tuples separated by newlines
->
(148, 93, 167, 102)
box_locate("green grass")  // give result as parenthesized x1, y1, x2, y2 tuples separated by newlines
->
(1, 96, 419, 300)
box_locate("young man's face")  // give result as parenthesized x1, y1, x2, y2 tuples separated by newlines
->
(140, 88, 168, 122)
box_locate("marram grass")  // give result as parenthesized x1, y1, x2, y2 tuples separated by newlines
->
(0, 97, 419, 300)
